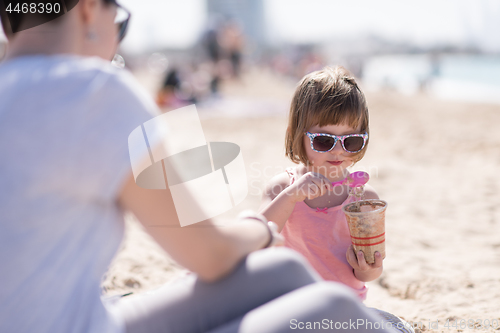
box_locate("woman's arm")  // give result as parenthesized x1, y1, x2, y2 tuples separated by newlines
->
(118, 173, 275, 283)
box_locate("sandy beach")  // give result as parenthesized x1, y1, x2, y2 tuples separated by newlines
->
(102, 68, 500, 333)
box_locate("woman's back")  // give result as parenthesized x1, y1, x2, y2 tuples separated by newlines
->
(0, 55, 155, 333)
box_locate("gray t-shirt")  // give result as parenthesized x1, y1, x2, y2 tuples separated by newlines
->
(0, 55, 158, 333)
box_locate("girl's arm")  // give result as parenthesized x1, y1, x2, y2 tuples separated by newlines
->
(258, 172, 298, 232)
(118, 173, 279, 283)
(259, 171, 333, 232)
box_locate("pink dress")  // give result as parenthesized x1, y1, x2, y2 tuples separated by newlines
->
(281, 167, 368, 300)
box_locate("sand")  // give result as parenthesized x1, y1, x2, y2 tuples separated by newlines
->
(102, 67, 500, 332)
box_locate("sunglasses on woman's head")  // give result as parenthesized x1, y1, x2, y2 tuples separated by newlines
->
(115, 4, 130, 42)
(305, 132, 368, 153)
(105, 0, 131, 42)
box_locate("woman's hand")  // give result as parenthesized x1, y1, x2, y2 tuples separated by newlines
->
(285, 172, 333, 202)
(266, 221, 285, 247)
(238, 211, 284, 248)
(346, 245, 383, 282)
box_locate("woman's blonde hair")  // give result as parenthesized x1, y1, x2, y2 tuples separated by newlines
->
(285, 66, 369, 165)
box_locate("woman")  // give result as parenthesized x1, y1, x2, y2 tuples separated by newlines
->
(0, 1, 395, 332)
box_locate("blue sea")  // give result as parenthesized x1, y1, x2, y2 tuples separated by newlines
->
(362, 54, 500, 105)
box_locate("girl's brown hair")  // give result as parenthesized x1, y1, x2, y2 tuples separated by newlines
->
(285, 66, 369, 165)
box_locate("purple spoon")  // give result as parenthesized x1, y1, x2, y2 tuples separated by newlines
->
(331, 171, 369, 188)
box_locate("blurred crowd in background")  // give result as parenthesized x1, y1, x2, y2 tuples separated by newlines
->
(121, 22, 344, 112)
(154, 18, 245, 108)
(2, 0, 500, 108)
(146, 19, 334, 111)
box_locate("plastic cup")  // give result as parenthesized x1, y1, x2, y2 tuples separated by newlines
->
(342, 199, 388, 264)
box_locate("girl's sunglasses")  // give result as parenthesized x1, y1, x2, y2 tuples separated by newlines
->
(305, 132, 368, 153)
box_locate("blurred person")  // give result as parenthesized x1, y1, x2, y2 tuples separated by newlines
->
(0, 1, 399, 333)
(156, 67, 197, 109)
(157, 68, 182, 107)
(219, 20, 245, 78)
(201, 20, 223, 96)
(204, 27, 221, 64)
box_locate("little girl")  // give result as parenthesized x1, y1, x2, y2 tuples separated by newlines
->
(259, 66, 382, 301)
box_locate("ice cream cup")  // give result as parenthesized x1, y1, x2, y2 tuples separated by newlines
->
(342, 199, 388, 264)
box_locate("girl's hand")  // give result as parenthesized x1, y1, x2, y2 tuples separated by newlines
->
(285, 172, 333, 202)
(346, 245, 383, 282)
